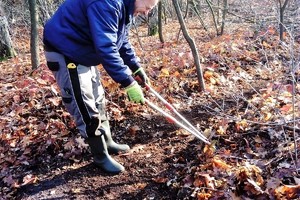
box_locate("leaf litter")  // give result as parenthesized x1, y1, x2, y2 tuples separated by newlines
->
(0, 21, 300, 199)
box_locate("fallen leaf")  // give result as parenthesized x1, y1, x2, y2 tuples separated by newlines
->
(193, 177, 205, 187)
(153, 177, 168, 183)
(71, 188, 81, 194)
(75, 137, 89, 148)
(21, 174, 38, 186)
(200, 174, 215, 189)
(266, 177, 281, 190)
(275, 184, 300, 199)
(196, 191, 212, 200)
(3, 175, 19, 188)
(48, 97, 61, 106)
(212, 157, 231, 170)
(280, 104, 292, 113)
(204, 71, 214, 79)
(263, 112, 272, 121)
(129, 125, 141, 136)
(136, 182, 147, 189)
(160, 68, 169, 76)
(246, 178, 264, 194)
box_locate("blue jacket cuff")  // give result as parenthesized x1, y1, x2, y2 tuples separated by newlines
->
(120, 75, 135, 88)
(128, 63, 141, 73)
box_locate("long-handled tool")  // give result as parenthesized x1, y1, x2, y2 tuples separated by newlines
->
(144, 83, 210, 144)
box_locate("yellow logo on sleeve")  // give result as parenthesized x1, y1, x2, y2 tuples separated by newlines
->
(67, 63, 76, 69)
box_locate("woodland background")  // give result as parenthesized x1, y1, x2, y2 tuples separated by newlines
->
(1, 0, 300, 199)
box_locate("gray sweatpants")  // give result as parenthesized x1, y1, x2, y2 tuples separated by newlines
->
(44, 51, 109, 138)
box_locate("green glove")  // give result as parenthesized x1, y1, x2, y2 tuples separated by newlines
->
(133, 68, 150, 87)
(125, 81, 145, 104)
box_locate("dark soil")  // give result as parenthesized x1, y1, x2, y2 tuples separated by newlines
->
(15, 106, 208, 200)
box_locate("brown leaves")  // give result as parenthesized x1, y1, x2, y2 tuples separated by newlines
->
(235, 162, 264, 196)
(131, 23, 300, 200)
(3, 174, 38, 189)
(21, 174, 38, 187)
(274, 184, 300, 199)
(152, 177, 168, 183)
(212, 157, 231, 171)
(1, 20, 300, 199)
(129, 125, 141, 136)
(0, 61, 83, 192)
(203, 70, 221, 86)
(3, 175, 19, 188)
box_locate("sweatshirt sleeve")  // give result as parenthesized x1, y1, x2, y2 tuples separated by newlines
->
(119, 27, 141, 73)
(87, 1, 134, 87)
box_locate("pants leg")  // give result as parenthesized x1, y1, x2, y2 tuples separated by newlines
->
(44, 51, 101, 138)
(90, 59, 130, 153)
(92, 67, 108, 122)
(93, 72, 111, 134)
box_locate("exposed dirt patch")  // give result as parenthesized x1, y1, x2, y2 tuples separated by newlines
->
(16, 110, 209, 200)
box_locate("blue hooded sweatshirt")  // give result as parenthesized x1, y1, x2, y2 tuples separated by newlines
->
(43, 0, 140, 87)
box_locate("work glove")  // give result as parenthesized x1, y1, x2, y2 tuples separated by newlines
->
(125, 81, 145, 104)
(133, 68, 150, 87)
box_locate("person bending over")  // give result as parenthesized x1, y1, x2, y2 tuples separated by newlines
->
(43, 0, 159, 174)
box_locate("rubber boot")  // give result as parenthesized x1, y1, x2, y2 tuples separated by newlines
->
(101, 120, 130, 154)
(86, 135, 125, 173)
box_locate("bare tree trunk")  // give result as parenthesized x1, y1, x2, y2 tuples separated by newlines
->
(0, 16, 16, 58)
(158, 1, 164, 43)
(148, 6, 158, 36)
(37, 0, 51, 26)
(0, 3, 16, 58)
(172, 0, 205, 91)
(278, 0, 290, 41)
(28, 0, 40, 70)
(205, 0, 220, 35)
(190, 0, 207, 31)
(220, 0, 228, 35)
(183, 0, 189, 19)
(217, 0, 220, 24)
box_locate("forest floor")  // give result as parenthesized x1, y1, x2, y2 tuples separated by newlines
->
(1, 21, 300, 199)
